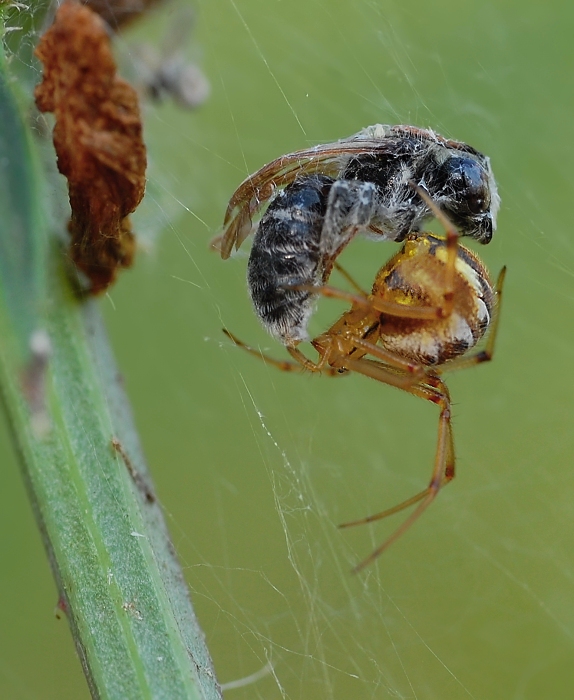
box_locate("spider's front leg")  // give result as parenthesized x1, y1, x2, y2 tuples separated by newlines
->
(436, 265, 507, 376)
(222, 329, 342, 376)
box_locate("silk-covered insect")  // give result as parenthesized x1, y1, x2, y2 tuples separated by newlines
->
(224, 190, 505, 570)
(132, 7, 210, 109)
(222, 124, 499, 345)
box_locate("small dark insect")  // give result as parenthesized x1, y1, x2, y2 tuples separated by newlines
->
(133, 8, 210, 109)
(224, 191, 505, 570)
(222, 124, 499, 345)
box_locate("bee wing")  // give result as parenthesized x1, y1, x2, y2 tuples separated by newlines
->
(160, 7, 195, 60)
(219, 137, 399, 259)
(379, 124, 484, 156)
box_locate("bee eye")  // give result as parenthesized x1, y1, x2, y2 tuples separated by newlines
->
(467, 193, 487, 214)
(441, 157, 490, 214)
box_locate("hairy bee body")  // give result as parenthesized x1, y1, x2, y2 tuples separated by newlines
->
(248, 175, 334, 344)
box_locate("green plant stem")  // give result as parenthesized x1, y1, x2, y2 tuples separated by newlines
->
(0, 23, 221, 700)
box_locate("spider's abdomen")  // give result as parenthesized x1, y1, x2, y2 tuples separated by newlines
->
(247, 175, 334, 345)
(375, 234, 495, 365)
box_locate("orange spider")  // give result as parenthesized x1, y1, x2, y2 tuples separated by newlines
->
(224, 190, 505, 571)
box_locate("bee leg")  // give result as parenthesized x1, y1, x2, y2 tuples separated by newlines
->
(319, 179, 377, 275)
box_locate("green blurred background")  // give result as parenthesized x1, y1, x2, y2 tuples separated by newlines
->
(2, 0, 574, 697)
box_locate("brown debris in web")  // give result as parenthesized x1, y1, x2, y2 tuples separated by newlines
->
(34, 0, 147, 294)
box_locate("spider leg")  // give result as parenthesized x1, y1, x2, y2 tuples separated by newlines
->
(407, 182, 462, 318)
(222, 329, 341, 376)
(281, 282, 369, 306)
(335, 357, 455, 571)
(342, 337, 425, 377)
(285, 345, 339, 375)
(329, 357, 424, 391)
(283, 282, 450, 321)
(223, 329, 303, 372)
(333, 260, 368, 295)
(436, 265, 507, 375)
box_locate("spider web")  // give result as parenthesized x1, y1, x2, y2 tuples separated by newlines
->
(3, 1, 574, 699)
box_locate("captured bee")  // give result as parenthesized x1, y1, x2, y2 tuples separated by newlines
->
(221, 124, 499, 258)
(247, 173, 336, 345)
(224, 190, 506, 570)
(223, 124, 499, 345)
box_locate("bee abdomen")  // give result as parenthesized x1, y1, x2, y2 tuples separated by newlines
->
(248, 175, 334, 344)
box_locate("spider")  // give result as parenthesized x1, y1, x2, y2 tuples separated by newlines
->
(222, 124, 499, 346)
(223, 189, 506, 571)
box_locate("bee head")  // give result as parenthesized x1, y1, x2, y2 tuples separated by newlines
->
(427, 154, 499, 244)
